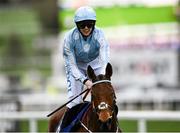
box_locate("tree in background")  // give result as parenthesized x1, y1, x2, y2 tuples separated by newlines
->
(0, 0, 61, 95)
(4, 33, 25, 94)
(33, 0, 61, 35)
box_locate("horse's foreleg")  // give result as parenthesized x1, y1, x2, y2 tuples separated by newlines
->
(48, 106, 68, 132)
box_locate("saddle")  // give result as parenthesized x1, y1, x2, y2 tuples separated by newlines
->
(59, 101, 91, 132)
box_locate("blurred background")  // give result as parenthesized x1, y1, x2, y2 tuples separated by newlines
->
(0, 0, 180, 132)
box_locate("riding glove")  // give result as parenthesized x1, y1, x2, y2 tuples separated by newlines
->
(84, 79, 93, 89)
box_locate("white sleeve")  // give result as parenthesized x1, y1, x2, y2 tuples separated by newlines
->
(63, 36, 86, 83)
(98, 30, 110, 74)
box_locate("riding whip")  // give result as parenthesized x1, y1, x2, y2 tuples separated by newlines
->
(47, 88, 90, 117)
(83, 88, 91, 101)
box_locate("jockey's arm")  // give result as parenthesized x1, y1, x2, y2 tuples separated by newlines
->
(98, 30, 110, 74)
(63, 37, 87, 84)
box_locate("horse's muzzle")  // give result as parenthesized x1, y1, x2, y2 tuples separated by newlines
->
(98, 109, 113, 123)
(98, 117, 112, 131)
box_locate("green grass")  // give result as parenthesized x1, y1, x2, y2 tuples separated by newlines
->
(119, 120, 138, 132)
(0, 8, 52, 75)
(147, 120, 180, 132)
(0, 8, 40, 59)
(0, 6, 177, 36)
(60, 6, 177, 30)
(18, 120, 180, 132)
(97, 6, 176, 25)
(0, 6, 177, 34)
(20, 120, 49, 132)
(0, 8, 40, 36)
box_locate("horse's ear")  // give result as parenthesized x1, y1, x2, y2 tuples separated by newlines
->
(87, 65, 96, 80)
(105, 63, 113, 79)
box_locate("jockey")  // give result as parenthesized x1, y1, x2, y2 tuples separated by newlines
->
(49, 6, 110, 132)
(63, 6, 110, 109)
(55, 6, 110, 131)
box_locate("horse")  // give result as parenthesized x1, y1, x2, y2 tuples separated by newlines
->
(48, 63, 122, 132)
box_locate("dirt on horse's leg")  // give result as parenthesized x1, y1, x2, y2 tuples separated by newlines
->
(48, 106, 68, 132)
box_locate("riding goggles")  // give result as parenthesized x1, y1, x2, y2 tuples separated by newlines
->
(76, 20, 95, 29)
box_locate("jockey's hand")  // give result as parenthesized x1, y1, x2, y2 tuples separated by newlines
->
(84, 79, 93, 89)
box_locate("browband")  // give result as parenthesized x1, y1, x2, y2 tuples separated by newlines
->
(92, 80, 111, 86)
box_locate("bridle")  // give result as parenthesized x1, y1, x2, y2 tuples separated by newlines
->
(91, 80, 116, 119)
(92, 80, 111, 86)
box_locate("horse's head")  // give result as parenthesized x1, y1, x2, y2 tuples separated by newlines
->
(87, 63, 117, 131)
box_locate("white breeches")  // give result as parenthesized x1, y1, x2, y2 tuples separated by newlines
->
(66, 57, 105, 108)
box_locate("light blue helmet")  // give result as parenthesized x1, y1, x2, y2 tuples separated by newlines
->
(74, 6, 96, 23)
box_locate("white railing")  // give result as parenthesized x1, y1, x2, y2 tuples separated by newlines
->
(0, 111, 48, 133)
(0, 111, 180, 133)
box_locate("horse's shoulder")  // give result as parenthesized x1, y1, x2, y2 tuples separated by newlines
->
(81, 102, 93, 121)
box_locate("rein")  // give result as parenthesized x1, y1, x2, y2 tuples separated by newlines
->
(83, 80, 111, 101)
(80, 120, 120, 133)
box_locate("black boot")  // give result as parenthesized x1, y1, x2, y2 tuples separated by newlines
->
(60, 108, 70, 130)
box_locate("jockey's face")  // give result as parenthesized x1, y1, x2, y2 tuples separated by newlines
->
(80, 26, 93, 36)
(76, 20, 95, 37)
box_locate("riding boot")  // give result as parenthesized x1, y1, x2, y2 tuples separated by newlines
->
(60, 107, 70, 130)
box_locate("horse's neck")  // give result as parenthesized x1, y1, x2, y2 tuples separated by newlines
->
(80, 104, 97, 131)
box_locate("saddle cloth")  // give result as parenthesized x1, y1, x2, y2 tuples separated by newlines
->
(57, 101, 90, 132)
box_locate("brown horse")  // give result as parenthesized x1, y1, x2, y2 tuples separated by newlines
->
(48, 63, 121, 132)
